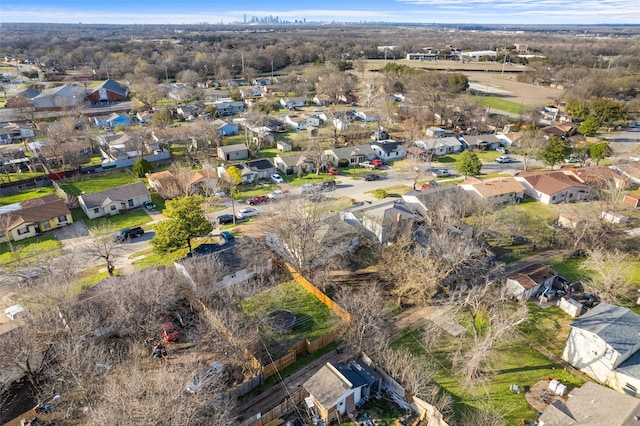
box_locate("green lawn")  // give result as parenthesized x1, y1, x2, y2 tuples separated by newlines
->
(257, 148, 283, 158)
(0, 171, 47, 184)
(0, 233, 62, 266)
(393, 329, 583, 424)
(0, 187, 57, 206)
(472, 96, 526, 115)
(517, 305, 574, 354)
(544, 257, 588, 282)
(58, 172, 140, 196)
(72, 208, 153, 231)
(238, 182, 278, 197)
(241, 281, 342, 358)
(289, 174, 335, 186)
(69, 266, 112, 296)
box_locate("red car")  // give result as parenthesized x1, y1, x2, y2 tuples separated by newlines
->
(247, 195, 269, 205)
(371, 159, 385, 167)
(327, 167, 340, 176)
(160, 317, 180, 343)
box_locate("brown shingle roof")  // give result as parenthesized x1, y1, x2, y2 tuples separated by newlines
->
(79, 182, 149, 209)
(0, 194, 70, 232)
(462, 177, 525, 198)
(507, 263, 557, 290)
(516, 171, 586, 195)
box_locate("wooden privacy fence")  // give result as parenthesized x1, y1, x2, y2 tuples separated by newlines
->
(284, 262, 352, 323)
(240, 387, 308, 426)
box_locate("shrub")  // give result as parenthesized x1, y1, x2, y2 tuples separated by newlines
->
(373, 189, 388, 199)
(338, 159, 349, 168)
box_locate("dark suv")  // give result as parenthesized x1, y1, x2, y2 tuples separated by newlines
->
(111, 227, 144, 242)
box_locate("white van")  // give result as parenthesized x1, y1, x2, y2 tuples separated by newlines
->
(5, 304, 25, 320)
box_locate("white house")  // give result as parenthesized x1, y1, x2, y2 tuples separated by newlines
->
(562, 303, 640, 396)
(273, 153, 316, 175)
(514, 171, 589, 205)
(369, 140, 406, 161)
(77, 182, 151, 220)
(303, 361, 381, 424)
(217, 143, 250, 161)
(280, 96, 307, 109)
(284, 113, 320, 130)
(503, 264, 557, 301)
(415, 137, 463, 156)
(460, 177, 526, 205)
(339, 199, 414, 244)
(0, 123, 35, 144)
(355, 110, 378, 122)
(426, 127, 446, 138)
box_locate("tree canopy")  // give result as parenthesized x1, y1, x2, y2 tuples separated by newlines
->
(456, 151, 482, 177)
(151, 195, 212, 253)
(132, 158, 153, 178)
(540, 136, 571, 169)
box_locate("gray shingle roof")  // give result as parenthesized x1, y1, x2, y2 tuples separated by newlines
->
(569, 302, 640, 356)
(79, 182, 149, 209)
(93, 79, 128, 96)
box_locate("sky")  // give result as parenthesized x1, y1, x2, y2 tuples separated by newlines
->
(1, 0, 639, 26)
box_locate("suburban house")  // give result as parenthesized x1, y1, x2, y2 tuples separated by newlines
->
(217, 143, 250, 161)
(0, 194, 72, 242)
(176, 105, 200, 121)
(136, 111, 153, 125)
(0, 122, 35, 144)
(210, 119, 239, 136)
(152, 125, 197, 146)
(514, 170, 589, 205)
(27, 139, 93, 166)
(284, 113, 320, 130)
(562, 302, 640, 396)
(328, 110, 357, 131)
(252, 78, 271, 87)
(243, 159, 277, 182)
(147, 168, 218, 196)
(496, 131, 522, 147)
(355, 110, 378, 122)
(460, 177, 525, 205)
(313, 93, 331, 106)
(239, 86, 262, 99)
(4, 87, 40, 108)
(415, 137, 463, 156)
(280, 96, 307, 109)
(96, 132, 144, 161)
(93, 113, 131, 129)
(30, 84, 87, 111)
(538, 381, 640, 425)
(340, 198, 414, 244)
(77, 182, 151, 219)
(571, 166, 626, 191)
(370, 140, 406, 162)
(273, 153, 316, 175)
(86, 79, 129, 104)
(211, 101, 245, 116)
(542, 123, 578, 139)
(402, 186, 468, 217)
(460, 134, 502, 151)
(426, 127, 446, 138)
(175, 238, 273, 292)
(303, 360, 381, 424)
(503, 263, 557, 301)
(324, 145, 376, 167)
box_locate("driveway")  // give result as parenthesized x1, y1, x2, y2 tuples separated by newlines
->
(52, 221, 91, 249)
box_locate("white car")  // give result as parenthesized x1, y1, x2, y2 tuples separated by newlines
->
(270, 174, 285, 184)
(236, 207, 260, 219)
(496, 146, 509, 154)
(564, 157, 580, 163)
(298, 183, 317, 194)
(496, 156, 513, 163)
(5, 304, 25, 321)
(268, 190, 287, 199)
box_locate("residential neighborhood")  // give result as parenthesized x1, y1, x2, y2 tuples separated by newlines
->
(1, 20, 640, 426)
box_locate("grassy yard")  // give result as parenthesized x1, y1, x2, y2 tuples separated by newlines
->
(69, 266, 112, 296)
(393, 328, 583, 424)
(517, 305, 574, 354)
(257, 148, 283, 158)
(0, 233, 63, 266)
(365, 184, 413, 198)
(58, 172, 140, 196)
(472, 96, 526, 115)
(241, 281, 342, 358)
(238, 182, 278, 197)
(288, 174, 335, 186)
(72, 208, 153, 231)
(131, 236, 219, 269)
(0, 187, 57, 206)
(0, 171, 48, 183)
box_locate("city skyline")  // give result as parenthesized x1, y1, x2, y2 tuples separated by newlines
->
(2, 0, 639, 26)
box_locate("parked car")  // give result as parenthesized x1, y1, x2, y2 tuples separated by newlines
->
(217, 214, 235, 225)
(247, 195, 269, 205)
(17, 271, 39, 283)
(143, 201, 157, 211)
(298, 183, 317, 194)
(237, 207, 260, 219)
(319, 180, 336, 191)
(160, 317, 180, 343)
(358, 161, 377, 169)
(268, 189, 288, 199)
(111, 226, 144, 242)
(496, 146, 509, 154)
(495, 156, 513, 163)
(327, 167, 340, 176)
(432, 169, 450, 177)
(564, 157, 580, 163)
(363, 173, 380, 181)
(270, 173, 285, 184)
(185, 361, 224, 393)
(219, 231, 235, 244)
(371, 158, 385, 167)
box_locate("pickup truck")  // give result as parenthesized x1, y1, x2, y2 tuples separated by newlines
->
(358, 161, 377, 169)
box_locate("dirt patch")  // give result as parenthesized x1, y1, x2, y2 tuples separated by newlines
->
(466, 72, 564, 107)
(525, 379, 568, 413)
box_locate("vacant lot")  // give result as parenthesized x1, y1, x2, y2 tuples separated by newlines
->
(58, 172, 139, 196)
(0, 187, 57, 206)
(241, 281, 342, 360)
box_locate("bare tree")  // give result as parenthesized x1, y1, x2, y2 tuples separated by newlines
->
(376, 347, 437, 401)
(580, 247, 633, 303)
(335, 282, 390, 355)
(300, 136, 326, 175)
(517, 128, 546, 172)
(84, 224, 122, 276)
